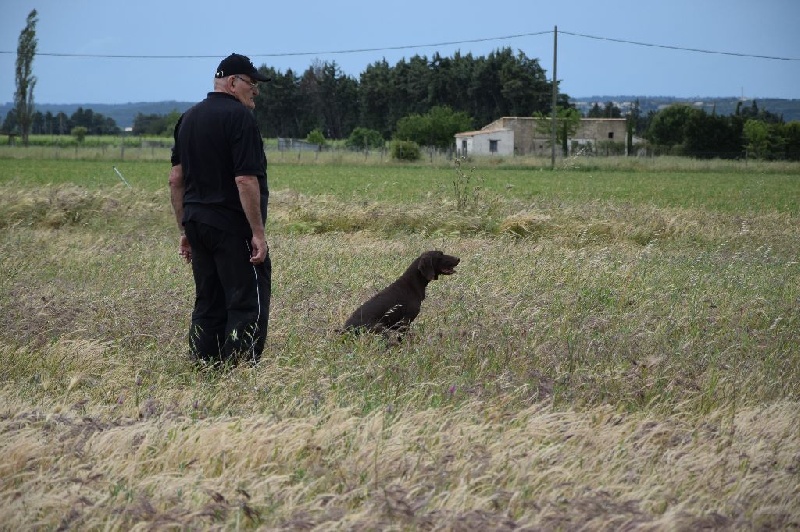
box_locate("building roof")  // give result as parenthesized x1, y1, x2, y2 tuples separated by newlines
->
(454, 127, 510, 138)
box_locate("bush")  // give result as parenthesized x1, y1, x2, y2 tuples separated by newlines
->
(72, 127, 88, 144)
(306, 129, 326, 147)
(346, 127, 384, 150)
(395, 106, 474, 149)
(391, 140, 421, 161)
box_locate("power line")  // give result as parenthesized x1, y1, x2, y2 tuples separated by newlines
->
(0, 29, 797, 62)
(0, 31, 552, 59)
(252, 31, 554, 58)
(560, 30, 800, 61)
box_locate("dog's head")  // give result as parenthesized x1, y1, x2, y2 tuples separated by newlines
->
(417, 250, 460, 281)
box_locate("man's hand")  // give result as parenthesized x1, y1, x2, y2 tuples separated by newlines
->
(250, 235, 268, 264)
(235, 174, 267, 264)
(179, 234, 192, 263)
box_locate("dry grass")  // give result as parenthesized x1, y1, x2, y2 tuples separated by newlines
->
(2, 388, 797, 530)
(1, 159, 799, 529)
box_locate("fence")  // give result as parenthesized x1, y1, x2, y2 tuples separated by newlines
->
(0, 142, 454, 165)
(2, 139, 794, 165)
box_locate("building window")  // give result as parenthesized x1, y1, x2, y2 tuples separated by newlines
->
(461, 140, 467, 155)
(489, 140, 498, 153)
(608, 132, 614, 139)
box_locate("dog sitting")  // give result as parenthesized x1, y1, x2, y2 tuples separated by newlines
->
(342, 250, 460, 338)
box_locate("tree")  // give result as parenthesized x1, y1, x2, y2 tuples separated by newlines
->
(240, 49, 562, 141)
(306, 128, 326, 147)
(69, 107, 118, 135)
(14, 9, 38, 146)
(346, 127, 384, 150)
(626, 113, 634, 156)
(392, 55, 431, 120)
(1, 108, 18, 134)
(586, 103, 603, 118)
(646, 104, 695, 151)
(295, 61, 327, 137)
(358, 59, 394, 138)
(395, 106, 473, 149)
(495, 48, 551, 117)
(43, 111, 54, 134)
(427, 52, 473, 117)
(162, 110, 181, 137)
(534, 107, 581, 156)
(782, 122, 800, 161)
(132, 112, 171, 135)
(55, 112, 70, 135)
(315, 61, 359, 139)
(395, 114, 429, 144)
(287, 60, 360, 140)
(71, 107, 94, 130)
(628, 99, 653, 136)
(604, 102, 622, 118)
(737, 99, 783, 124)
(586, 102, 620, 118)
(357, 47, 556, 138)
(254, 66, 302, 138)
(740, 119, 791, 161)
(31, 110, 44, 134)
(72, 126, 88, 144)
(683, 111, 742, 159)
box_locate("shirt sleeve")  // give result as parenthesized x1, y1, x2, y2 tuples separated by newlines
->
(231, 112, 265, 178)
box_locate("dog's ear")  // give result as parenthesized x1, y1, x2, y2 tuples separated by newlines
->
(418, 253, 436, 280)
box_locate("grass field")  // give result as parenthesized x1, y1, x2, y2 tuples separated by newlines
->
(1, 152, 799, 529)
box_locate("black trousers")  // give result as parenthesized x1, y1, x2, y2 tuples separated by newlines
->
(184, 221, 271, 364)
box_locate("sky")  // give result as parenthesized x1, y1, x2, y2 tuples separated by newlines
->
(1, 0, 799, 105)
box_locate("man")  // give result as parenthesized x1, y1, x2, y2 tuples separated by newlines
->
(169, 53, 271, 366)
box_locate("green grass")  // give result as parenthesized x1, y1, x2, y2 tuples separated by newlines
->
(2, 156, 799, 213)
(0, 152, 799, 529)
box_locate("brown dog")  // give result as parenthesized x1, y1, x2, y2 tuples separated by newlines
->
(342, 250, 460, 338)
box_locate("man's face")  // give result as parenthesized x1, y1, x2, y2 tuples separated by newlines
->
(230, 75, 259, 109)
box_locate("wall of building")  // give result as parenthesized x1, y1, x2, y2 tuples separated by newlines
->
(480, 117, 628, 155)
(455, 128, 514, 156)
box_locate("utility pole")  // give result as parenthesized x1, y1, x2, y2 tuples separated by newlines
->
(551, 25, 558, 169)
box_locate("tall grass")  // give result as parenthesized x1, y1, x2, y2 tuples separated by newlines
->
(0, 154, 798, 529)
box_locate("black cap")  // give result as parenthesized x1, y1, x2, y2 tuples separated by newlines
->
(215, 53, 270, 82)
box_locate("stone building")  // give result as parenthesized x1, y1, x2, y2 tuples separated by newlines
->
(456, 117, 629, 156)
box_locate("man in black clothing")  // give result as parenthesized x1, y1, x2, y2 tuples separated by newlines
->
(169, 53, 271, 365)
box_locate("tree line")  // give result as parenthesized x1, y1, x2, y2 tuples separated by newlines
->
(251, 47, 562, 141)
(5, 44, 560, 143)
(6, 92, 798, 161)
(2, 106, 120, 136)
(573, 99, 798, 160)
(644, 100, 799, 160)
(7, 8, 799, 160)
(5, 44, 566, 147)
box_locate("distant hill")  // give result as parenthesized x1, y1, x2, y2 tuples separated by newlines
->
(2, 97, 799, 128)
(570, 96, 800, 122)
(0, 101, 194, 129)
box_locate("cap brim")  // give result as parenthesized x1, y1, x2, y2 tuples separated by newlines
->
(252, 72, 271, 82)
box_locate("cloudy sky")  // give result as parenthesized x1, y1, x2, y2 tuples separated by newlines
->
(1, 0, 798, 105)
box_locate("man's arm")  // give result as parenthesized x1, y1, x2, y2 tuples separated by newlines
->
(168, 164, 185, 229)
(168, 164, 191, 263)
(235, 175, 268, 264)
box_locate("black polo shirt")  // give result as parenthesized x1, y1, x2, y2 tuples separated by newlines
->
(171, 92, 268, 236)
